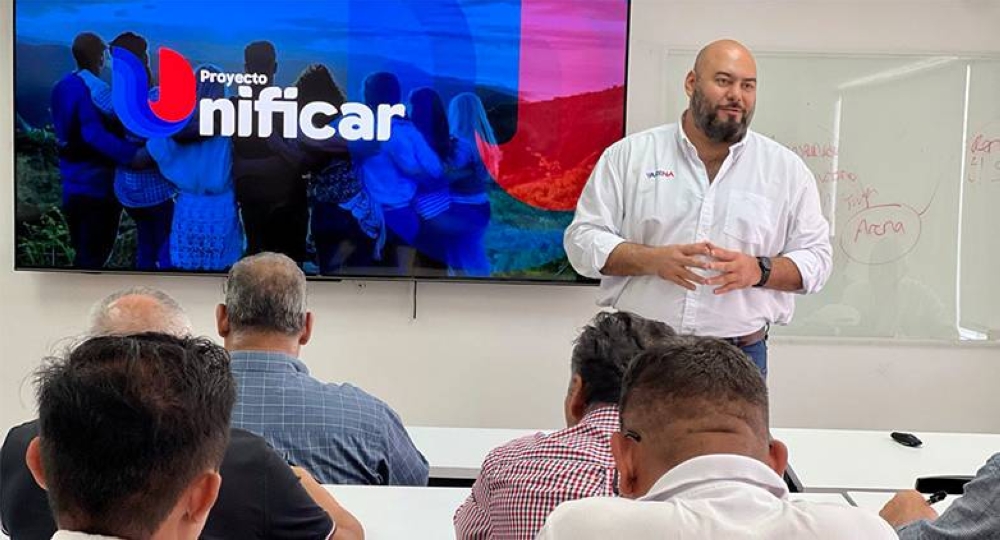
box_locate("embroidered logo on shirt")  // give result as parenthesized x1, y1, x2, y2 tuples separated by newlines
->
(645, 169, 675, 179)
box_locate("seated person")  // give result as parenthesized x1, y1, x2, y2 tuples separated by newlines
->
(536, 335, 898, 540)
(880, 454, 1000, 539)
(24, 333, 234, 540)
(454, 311, 675, 539)
(1, 287, 362, 540)
(218, 252, 428, 485)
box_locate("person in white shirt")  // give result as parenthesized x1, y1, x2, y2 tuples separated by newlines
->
(535, 335, 897, 540)
(563, 39, 832, 375)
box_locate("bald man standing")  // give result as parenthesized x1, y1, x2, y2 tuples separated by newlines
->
(565, 39, 832, 376)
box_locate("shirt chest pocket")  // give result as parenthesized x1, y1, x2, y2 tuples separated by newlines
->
(723, 191, 773, 246)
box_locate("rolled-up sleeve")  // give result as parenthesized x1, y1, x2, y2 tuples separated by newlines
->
(781, 162, 832, 294)
(563, 147, 627, 279)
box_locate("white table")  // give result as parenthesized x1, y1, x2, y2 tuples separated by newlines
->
(848, 490, 956, 514)
(325, 485, 469, 540)
(407, 425, 543, 479)
(772, 428, 999, 491)
(408, 426, 999, 492)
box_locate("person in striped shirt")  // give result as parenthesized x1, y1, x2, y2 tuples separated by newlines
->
(453, 311, 675, 540)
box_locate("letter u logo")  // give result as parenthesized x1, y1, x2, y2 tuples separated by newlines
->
(111, 46, 196, 138)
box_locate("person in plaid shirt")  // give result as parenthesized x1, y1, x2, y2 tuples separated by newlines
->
(217, 252, 429, 486)
(109, 32, 179, 271)
(453, 311, 675, 540)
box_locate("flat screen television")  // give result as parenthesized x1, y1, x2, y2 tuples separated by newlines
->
(14, 0, 629, 282)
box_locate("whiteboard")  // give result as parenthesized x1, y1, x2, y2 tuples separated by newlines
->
(661, 51, 1000, 340)
(961, 60, 1000, 339)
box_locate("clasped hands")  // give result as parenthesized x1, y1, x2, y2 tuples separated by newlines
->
(654, 242, 761, 294)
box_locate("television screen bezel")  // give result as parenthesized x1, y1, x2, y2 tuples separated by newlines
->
(11, 0, 631, 285)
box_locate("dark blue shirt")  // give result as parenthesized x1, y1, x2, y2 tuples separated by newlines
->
(50, 71, 137, 201)
(230, 350, 430, 486)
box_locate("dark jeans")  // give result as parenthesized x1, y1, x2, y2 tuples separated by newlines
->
(741, 338, 768, 378)
(125, 200, 173, 271)
(64, 194, 122, 269)
(239, 196, 308, 264)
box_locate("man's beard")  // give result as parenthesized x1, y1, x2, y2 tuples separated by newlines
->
(690, 87, 753, 144)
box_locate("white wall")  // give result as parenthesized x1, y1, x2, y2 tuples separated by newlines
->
(2, 0, 999, 438)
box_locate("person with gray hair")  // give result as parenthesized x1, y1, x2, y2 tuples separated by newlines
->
(1, 286, 363, 540)
(216, 252, 429, 486)
(455, 311, 675, 540)
(536, 335, 897, 540)
(88, 286, 191, 336)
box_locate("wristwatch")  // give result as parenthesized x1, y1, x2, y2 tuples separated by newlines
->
(753, 256, 772, 288)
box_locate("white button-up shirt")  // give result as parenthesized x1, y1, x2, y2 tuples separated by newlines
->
(535, 454, 897, 540)
(51, 531, 124, 540)
(564, 122, 832, 337)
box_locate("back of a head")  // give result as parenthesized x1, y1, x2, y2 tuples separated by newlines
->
(89, 286, 192, 337)
(448, 92, 497, 146)
(363, 71, 401, 108)
(110, 31, 147, 62)
(244, 41, 276, 78)
(224, 252, 307, 336)
(620, 336, 770, 459)
(407, 87, 451, 158)
(71, 32, 105, 71)
(35, 333, 235, 538)
(296, 64, 345, 127)
(571, 311, 675, 406)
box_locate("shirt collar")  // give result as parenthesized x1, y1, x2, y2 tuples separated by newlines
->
(676, 112, 751, 161)
(577, 404, 620, 432)
(229, 349, 310, 375)
(52, 531, 125, 540)
(640, 454, 788, 502)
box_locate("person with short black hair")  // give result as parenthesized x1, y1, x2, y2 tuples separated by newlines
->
(51, 32, 137, 269)
(25, 333, 234, 540)
(232, 40, 309, 263)
(218, 252, 428, 486)
(1, 288, 362, 540)
(454, 311, 674, 540)
(536, 335, 897, 539)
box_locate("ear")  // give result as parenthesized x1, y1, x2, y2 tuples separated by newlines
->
(25, 437, 47, 491)
(766, 438, 789, 478)
(564, 375, 587, 427)
(684, 70, 697, 98)
(299, 312, 313, 346)
(215, 305, 229, 338)
(179, 471, 221, 527)
(611, 432, 639, 499)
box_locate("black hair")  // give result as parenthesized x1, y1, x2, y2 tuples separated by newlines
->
(408, 87, 453, 160)
(35, 333, 235, 538)
(244, 40, 277, 78)
(71, 32, 105, 72)
(109, 31, 147, 62)
(295, 63, 346, 126)
(571, 311, 675, 406)
(620, 335, 769, 437)
(363, 72, 401, 108)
